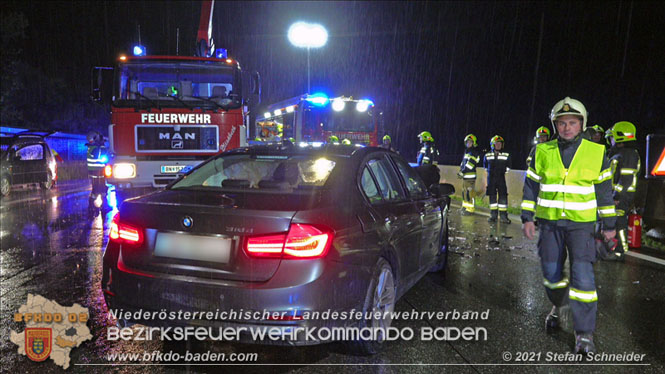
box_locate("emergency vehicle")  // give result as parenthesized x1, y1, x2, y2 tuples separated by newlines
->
(91, 0, 259, 192)
(254, 94, 382, 146)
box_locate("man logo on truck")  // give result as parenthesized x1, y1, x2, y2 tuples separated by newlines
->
(159, 133, 196, 140)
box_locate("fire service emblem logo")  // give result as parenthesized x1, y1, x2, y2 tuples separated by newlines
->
(25, 328, 52, 362)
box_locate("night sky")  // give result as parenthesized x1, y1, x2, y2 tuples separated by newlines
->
(3, 0, 664, 164)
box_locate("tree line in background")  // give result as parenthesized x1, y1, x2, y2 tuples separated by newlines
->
(1, 12, 108, 135)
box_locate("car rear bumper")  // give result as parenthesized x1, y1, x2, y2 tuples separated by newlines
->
(102, 243, 372, 345)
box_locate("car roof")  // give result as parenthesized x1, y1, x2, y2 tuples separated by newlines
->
(225, 143, 392, 159)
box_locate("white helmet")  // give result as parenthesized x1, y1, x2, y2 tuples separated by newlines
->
(549, 97, 587, 132)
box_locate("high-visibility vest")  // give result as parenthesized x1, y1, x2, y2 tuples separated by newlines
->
(87, 145, 107, 170)
(530, 139, 612, 222)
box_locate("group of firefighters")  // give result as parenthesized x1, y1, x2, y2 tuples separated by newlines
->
(396, 96, 641, 355)
(454, 97, 640, 354)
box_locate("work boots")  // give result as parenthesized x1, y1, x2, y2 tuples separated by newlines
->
(574, 332, 596, 354)
(500, 211, 511, 224)
(545, 305, 570, 332)
(488, 210, 498, 222)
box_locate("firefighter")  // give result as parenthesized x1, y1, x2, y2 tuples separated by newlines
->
(521, 97, 616, 354)
(327, 135, 340, 144)
(341, 138, 352, 146)
(380, 134, 397, 152)
(586, 125, 605, 145)
(416, 131, 439, 166)
(603, 121, 641, 261)
(484, 135, 511, 223)
(526, 126, 551, 167)
(86, 130, 108, 195)
(458, 134, 481, 214)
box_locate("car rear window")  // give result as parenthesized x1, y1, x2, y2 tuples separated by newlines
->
(170, 154, 337, 192)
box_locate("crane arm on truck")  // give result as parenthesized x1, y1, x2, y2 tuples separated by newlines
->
(195, 0, 215, 57)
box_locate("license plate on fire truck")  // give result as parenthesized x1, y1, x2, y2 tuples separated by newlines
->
(161, 165, 187, 174)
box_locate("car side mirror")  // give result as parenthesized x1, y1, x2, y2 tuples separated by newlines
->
(430, 183, 455, 197)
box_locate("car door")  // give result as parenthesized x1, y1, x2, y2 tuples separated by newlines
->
(15, 144, 46, 184)
(390, 155, 443, 272)
(9, 146, 27, 184)
(359, 154, 422, 282)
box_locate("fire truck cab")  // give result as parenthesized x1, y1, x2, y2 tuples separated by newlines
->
(254, 94, 381, 146)
(104, 55, 248, 190)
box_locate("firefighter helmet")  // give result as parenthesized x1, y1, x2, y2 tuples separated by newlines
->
(464, 134, 477, 147)
(341, 139, 352, 145)
(536, 126, 551, 138)
(490, 135, 505, 149)
(383, 135, 392, 142)
(86, 131, 102, 144)
(589, 124, 604, 133)
(327, 135, 339, 143)
(550, 97, 588, 131)
(608, 121, 637, 143)
(418, 131, 434, 143)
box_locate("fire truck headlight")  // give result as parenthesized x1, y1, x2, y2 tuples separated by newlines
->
(332, 99, 346, 112)
(356, 101, 369, 112)
(113, 163, 136, 179)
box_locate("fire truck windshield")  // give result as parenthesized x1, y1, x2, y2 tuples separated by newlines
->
(114, 61, 242, 110)
(315, 106, 374, 133)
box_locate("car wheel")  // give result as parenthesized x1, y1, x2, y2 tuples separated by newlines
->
(346, 257, 396, 355)
(429, 220, 449, 273)
(0, 175, 10, 197)
(41, 172, 53, 190)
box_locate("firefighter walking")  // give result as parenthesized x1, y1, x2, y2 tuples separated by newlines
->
(484, 135, 511, 223)
(603, 121, 641, 261)
(521, 97, 616, 354)
(459, 134, 481, 214)
(416, 131, 439, 166)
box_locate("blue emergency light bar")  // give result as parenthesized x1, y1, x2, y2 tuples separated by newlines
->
(305, 92, 329, 106)
(133, 45, 147, 56)
(215, 48, 228, 59)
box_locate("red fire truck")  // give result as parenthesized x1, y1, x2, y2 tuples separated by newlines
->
(253, 94, 382, 146)
(92, 1, 258, 194)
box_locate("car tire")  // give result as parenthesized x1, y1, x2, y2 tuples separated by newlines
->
(345, 257, 396, 355)
(41, 171, 53, 190)
(0, 175, 10, 197)
(429, 220, 449, 273)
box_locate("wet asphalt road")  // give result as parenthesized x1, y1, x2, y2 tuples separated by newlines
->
(1, 182, 664, 373)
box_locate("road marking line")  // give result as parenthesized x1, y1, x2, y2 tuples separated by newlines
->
(625, 251, 665, 266)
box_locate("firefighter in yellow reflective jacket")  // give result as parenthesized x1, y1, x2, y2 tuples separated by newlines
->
(521, 97, 616, 354)
(603, 121, 641, 261)
(484, 135, 511, 223)
(416, 131, 439, 166)
(458, 134, 481, 214)
(526, 126, 551, 167)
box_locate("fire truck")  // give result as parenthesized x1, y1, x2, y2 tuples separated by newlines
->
(254, 93, 382, 146)
(91, 0, 259, 194)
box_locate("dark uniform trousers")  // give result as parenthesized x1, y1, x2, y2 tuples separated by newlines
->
(539, 222, 597, 333)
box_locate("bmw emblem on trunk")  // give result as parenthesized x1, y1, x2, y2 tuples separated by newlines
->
(182, 216, 193, 229)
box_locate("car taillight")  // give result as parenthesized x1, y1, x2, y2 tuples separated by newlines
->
(109, 212, 143, 245)
(245, 224, 333, 259)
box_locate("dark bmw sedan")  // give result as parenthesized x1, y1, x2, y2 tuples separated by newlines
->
(102, 143, 454, 353)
